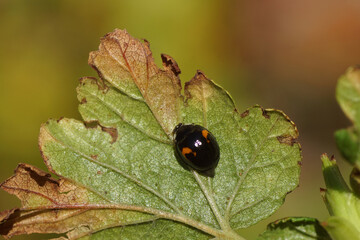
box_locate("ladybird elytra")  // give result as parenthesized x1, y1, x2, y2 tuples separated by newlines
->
(173, 123, 220, 175)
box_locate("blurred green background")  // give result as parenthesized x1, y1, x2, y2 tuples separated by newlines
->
(1, 0, 360, 239)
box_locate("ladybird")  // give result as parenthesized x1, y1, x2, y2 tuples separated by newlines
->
(173, 123, 220, 176)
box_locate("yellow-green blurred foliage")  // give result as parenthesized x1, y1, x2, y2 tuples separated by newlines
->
(1, 0, 360, 239)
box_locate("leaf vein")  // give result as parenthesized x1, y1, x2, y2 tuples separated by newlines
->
(81, 87, 171, 144)
(22, 204, 228, 239)
(225, 114, 281, 220)
(44, 126, 181, 214)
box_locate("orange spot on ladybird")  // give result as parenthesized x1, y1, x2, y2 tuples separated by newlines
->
(202, 130, 210, 143)
(182, 147, 193, 156)
(202, 130, 208, 138)
(182, 147, 197, 158)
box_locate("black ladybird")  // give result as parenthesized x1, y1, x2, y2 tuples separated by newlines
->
(173, 123, 220, 176)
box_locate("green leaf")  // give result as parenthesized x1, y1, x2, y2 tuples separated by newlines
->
(257, 217, 331, 240)
(334, 128, 360, 167)
(331, 66, 360, 240)
(2, 29, 301, 239)
(322, 216, 360, 240)
(321, 154, 360, 220)
(335, 66, 360, 168)
(321, 154, 360, 238)
(336, 66, 360, 128)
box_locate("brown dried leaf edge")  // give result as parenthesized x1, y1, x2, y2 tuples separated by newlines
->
(0, 164, 159, 239)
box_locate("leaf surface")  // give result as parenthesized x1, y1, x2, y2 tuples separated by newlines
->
(0, 29, 302, 239)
